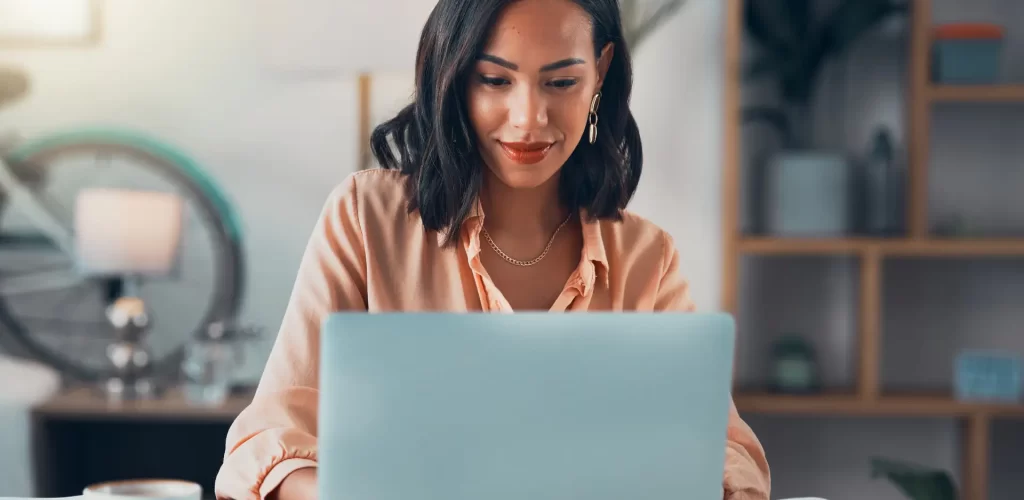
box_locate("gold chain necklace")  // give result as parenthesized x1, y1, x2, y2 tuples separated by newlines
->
(481, 213, 573, 267)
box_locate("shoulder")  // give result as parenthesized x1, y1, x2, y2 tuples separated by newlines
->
(323, 168, 414, 223)
(595, 209, 678, 269)
(596, 209, 695, 311)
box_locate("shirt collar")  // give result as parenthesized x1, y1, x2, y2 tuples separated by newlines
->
(437, 199, 610, 290)
(580, 212, 610, 289)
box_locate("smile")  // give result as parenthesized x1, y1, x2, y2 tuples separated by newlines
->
(499, 141, 554, 165)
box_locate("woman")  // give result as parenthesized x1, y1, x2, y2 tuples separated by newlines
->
(215, 0, 770, 498)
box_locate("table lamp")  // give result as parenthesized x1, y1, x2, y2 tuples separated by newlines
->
(257, 1, 434, 169)
(74, 187, 184, 399)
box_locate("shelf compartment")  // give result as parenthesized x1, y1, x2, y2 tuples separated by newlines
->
(736, 256, 861, 394)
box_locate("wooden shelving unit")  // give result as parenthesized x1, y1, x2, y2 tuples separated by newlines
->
(738, 237, 1024, 257)
(735, 392, 1024, 418)
(930, 84, 1024, 102)
(723, 1, 1024, 499)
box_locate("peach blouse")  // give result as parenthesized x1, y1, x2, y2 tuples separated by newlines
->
(214, 169, 770, 500)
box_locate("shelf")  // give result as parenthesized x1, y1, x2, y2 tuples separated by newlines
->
(739, 237, 875, 255)
(32, 386, 254, 423)
(930, 84, 1024, 103)
(738, 237, 1024, 257)
(735, 392, 1024, 418)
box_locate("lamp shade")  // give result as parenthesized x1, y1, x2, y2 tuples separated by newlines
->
(74, 188, 184, 277)
(257, 0, 438, 74)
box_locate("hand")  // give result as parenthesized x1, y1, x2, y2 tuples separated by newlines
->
(268, 467, 317, 500)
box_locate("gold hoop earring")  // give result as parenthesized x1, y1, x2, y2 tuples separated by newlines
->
(588, 92, 601, 144)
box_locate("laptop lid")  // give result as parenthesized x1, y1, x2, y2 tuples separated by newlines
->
(319, 312, 735, 500)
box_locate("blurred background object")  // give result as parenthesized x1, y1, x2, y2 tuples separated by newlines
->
(0, 128, 246, 385)
(74, 187, 184, 400)
(619, 0, 688, 49)
(742, 0, 908, 237)
(0, 66, 28, 108)
(0, 0, 101, 46)
(730, 0, 1024, 499)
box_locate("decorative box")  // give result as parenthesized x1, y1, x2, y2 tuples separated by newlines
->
(954, 350, 1022, 403)
(932, 23, 1004, 84)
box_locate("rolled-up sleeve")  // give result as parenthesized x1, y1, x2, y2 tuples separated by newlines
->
(215, 174, 368, 500)
(655, 231, 771, 500)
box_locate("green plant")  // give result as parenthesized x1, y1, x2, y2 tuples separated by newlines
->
(743, 0, 907, 148)
(620, 0, 687, 50)
(870, 457, 958, 500)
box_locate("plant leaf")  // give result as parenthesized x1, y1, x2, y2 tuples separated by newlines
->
(742, 0, 790, 54)
(870, 457, 959, 500)
(782, 0, 812, 42)
(743, 56, 780, 81)
(629, 0, 687, 49)
(742, 106, 792, 145)
(822, 0, 905, 56)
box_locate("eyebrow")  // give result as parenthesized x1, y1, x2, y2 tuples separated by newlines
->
(477, 54, 586, 72)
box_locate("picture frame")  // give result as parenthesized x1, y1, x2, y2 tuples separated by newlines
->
(0, 0, 102, 47)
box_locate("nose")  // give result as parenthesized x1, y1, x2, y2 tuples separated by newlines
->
(507, 85, 548, 131)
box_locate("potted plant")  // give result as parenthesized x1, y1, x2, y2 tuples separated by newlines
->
(742, 0, 906, 236)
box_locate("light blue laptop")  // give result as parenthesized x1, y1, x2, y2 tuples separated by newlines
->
(318, 312, 736, 500)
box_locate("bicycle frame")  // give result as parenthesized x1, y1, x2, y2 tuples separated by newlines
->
(0, 152, 84, 295)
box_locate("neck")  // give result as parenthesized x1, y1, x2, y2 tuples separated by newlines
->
(481, 170, 569, 237)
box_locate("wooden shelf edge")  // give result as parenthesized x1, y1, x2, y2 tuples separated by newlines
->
(930, 84, 1024, 103)
(738, 237, 1024, 257)
(738, 237, 872, 255)
(735, 392, 1024, 418)
(32, 386, 253, 423)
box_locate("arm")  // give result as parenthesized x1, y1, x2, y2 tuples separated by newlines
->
(654, 232, 771, 500)
(215, 175, 369, 500)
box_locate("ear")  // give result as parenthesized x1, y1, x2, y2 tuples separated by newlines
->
(596, 42, 614, 90)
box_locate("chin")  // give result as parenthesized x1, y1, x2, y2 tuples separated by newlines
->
(489, 161, 563, 190)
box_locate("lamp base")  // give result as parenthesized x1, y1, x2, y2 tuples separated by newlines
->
(101, 376, 157, 401)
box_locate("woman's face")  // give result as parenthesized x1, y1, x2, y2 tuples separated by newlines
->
(468, 0, 613, 190)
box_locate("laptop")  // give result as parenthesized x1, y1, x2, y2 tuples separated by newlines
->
(318, 312, 736, 500)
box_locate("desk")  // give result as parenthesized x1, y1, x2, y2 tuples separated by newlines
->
(31, 386, 253, 499)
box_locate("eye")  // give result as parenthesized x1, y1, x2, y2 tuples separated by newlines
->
(479, 75, 510, 87)
(548, 78, 579, 89)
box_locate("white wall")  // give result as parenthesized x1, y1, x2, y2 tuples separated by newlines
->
(627, 0, 723, 312)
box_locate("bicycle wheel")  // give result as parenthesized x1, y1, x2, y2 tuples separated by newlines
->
(0, 128, 245, 382)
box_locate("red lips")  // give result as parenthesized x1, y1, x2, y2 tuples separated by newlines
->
(499, 141, 553, 165)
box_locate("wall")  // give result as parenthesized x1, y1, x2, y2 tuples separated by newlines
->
(0, 3, 726, 381)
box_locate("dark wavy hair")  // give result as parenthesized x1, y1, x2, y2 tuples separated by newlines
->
(370, 0, 642, 245)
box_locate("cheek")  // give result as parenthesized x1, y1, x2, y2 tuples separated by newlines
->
(467, 88, 504, 137)
(553, 95, 592, 136)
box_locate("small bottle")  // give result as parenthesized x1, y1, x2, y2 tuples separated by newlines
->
(864, 128, 896, 235)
